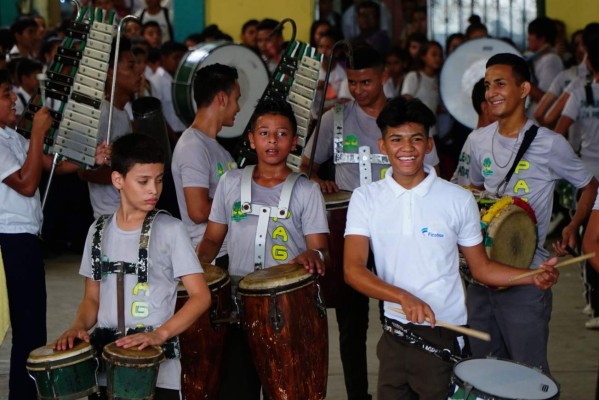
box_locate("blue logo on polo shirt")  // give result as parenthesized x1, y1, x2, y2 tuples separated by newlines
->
(421, 227, 445, 238)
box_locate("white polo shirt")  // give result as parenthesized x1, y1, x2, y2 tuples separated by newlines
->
(345, 167, 482, 325)
(0, 126, 42, 234)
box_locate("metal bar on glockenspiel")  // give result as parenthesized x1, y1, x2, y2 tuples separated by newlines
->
(106, 15, 138, 145)
(308, 40, 353, 179)
(41, 153, 60, 213)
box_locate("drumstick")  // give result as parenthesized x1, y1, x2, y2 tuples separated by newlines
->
(388, 306, 491, 341)
(507, 253, 596, 282)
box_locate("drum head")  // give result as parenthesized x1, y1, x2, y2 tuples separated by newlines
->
(27, 341, 94, 365)
(172, 41, 269, 138)
(102, 342, 164, 364)
(239, 263, 312, 292)
(486, 204, 537, 269)
(453, 358, 559, 399)
(202, 263, 229, 287)
(324, 190, 352, 210)
(441, 38, 520, 129)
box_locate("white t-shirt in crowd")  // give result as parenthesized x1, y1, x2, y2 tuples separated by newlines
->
(0, 126, 42, 234)
(149, 67, 187, 133)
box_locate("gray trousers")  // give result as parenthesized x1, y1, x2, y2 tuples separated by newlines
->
(466, 283, 552, 372)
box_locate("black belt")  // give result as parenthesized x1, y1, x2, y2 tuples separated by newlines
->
(383, 317, 463, 363)
(90, 327, 180, 360)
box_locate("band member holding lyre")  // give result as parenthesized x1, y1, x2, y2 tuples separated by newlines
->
(79, 37, 143, 218)
(0, 68, 106, 400)
(344, 96, 559, 400)
(464, 53, 597, 372)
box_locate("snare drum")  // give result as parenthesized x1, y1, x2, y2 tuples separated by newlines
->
(172, 41, 269, 138)
(481, 196, 537, 269)
(176, 263, 231, 400)
(238, 263, 328, 400)
(320, 190, 352, 308)
(102, 342, 164, 400)
(449, 358, 559, 399)
(27, 341, 99, 400)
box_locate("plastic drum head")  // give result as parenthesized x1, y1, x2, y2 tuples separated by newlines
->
(441, 38, 520, 129)
(102, 342, 164, 365)
(172, 41, 269, 138)
(238, 264, 313, 294)
(27, 342, 95, 370)
(453, 358, 559, 399)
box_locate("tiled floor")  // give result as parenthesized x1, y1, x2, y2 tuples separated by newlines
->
(1, 253, 597, 399)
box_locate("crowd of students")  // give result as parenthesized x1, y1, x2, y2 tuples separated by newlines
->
(2, 1, 599, 399)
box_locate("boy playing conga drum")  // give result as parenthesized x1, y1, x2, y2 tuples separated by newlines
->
(343, 97, 560, 399)
(197, 98, 329, 399)
(54, 134, 211, 399)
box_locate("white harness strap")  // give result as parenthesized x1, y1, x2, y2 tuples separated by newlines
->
(332, 103, 389, 186)
(240, 165, 304, 270)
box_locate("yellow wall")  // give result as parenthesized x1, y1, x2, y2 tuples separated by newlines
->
(546, 0, 599, 35)
(206, 0, 315, 43)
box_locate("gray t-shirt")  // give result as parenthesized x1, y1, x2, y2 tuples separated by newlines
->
(303, 100, 439, 191)
(79, 213, 203, 390)
(468, 120, 593, 268)
(209, 169, 329, 277)
(172, 127, 237, 251)
(561, 81, 599, 179)
(89, 101, 132, 218)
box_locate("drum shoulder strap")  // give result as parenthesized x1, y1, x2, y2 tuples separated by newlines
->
(585, 82, 595, 107)
(90, 209, 169, 283)
(91, 214, 112, 281)
(496, 125, 539, 197)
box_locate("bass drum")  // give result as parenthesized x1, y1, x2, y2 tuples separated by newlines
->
(173, 41, 269, 138)
(440, 38, 520, 129)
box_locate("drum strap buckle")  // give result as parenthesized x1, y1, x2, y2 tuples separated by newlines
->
(383, 317, 462, 364)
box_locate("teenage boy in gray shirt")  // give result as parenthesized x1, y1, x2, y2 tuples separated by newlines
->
(171, 64, 239, 265)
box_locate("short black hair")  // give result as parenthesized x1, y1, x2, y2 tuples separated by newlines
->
(109, 36, 132, 68)
(583, 23, 599, 49)
(376, 97, 436, 136)
(257, 18, 281, 36)
(586, 36, 599, 72)
(350, 44, 384, 70)
(356, 1, 380, 18)
(242, 19, 259, 34)
(471, 78, 486, 116)
(160, 41, 187, 57)
(0, 68, 11, 86)
(11, 17, 37, 37)
(486, 52, 531, 84)
(193, 63, 238, 108)
(249, 98, 297, 134)
(142, 21, 161, 35)
(111, 134, 166, 175)
(385, 45, 408, 62)
(39, 36, 61, 58)
(16, 58, 43, 80)
(318, 29, 339, 44)
(528, 17, 558, 46)
(406, 32, 427, 47)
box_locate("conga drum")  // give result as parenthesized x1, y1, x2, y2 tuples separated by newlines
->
(27, 341, 99, 399)
(102, 342, 164, 400)
(320, 190, 353, 308)
(176, 263, 231, 400)
(448, 358, 559, 399)
(172, 41, 269, 139)
(238, 264, 328, 400)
